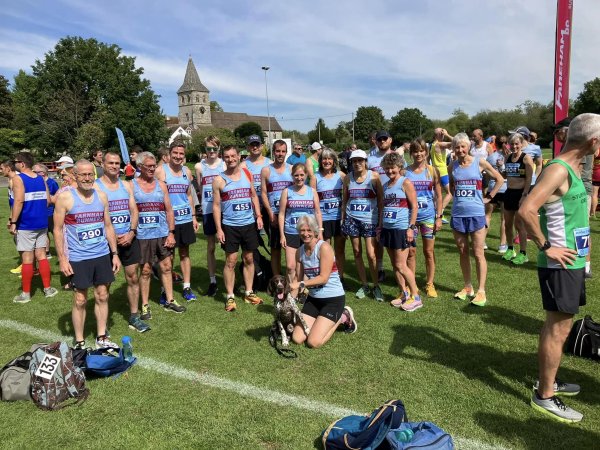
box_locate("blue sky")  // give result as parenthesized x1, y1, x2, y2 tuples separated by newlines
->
(1, 0, 599, 133)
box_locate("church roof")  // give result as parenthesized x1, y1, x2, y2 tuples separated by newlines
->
(211, 111, 283, 132)
(177, 57, 209, 94)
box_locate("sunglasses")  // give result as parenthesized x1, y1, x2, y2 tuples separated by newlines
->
(206, 146, 219, 152)
(12, 160, 23, 164)
(376, 137, 389, 142)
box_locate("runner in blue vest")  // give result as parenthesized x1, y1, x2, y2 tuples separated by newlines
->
(260, 140, 293, 276)
(133, 152, 185, 316)
(404, 139, 443, 299)
(96, 152, 149, 333)
(278, 163, 322, 283)
(155, 141, 199, 302)
(213, 145, 265, 312)
(449, 133, 503, 307)
(9, 152, 57, 304)
(3, 160, 22, 275)
(54, 159, 121, 349)
(380, 152, 420, 311)
(341, 149, 384, 301)
(289, 214, 357, 348)
(195, 135, 226, 297)
(241, 134, 271, 236)
(310, 148, 346, 285)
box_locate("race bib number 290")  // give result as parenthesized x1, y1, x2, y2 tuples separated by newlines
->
(34, 353, 61, 380)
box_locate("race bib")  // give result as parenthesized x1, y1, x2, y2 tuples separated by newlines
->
(455, 186, 475, 198)
(273, 199, 280, 209)
(173, 204, 192, 223)
(574, 227, 590, 257)
(76, 224, 105, 245)
(383, 210, 397, 220)
(350, 203, 371, 212)
(139, 212, 160, 228)
(417, 197, 429, 209)
(233, 202, 251, 212)
(34, 354, 61, 380)
(111, 212, 131, 226)
(203, 190, 213, 200)
(322, 201, 340, 210)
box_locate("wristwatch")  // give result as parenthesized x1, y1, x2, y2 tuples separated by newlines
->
(538, 241, 551, 252)
(409, 224, 417, 231)
(299, 281, 305, 290)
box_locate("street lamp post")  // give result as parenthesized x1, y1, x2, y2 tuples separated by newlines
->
(261, 66, 272, 158)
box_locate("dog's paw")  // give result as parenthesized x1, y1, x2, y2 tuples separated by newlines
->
(304, 327, 311, 336)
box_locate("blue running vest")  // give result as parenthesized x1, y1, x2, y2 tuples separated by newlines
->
(266, 164, 293, 215)
(451, 157, 484, 218)
(200, 159, 226, 215)
(96, 178, 132, 235)
(244, 157, 271, 197)
(316, 172, 343, 221)
(299, 240, 344, 298)
(346, 171, 378, 224)
(18, 173, 47, 230)
(163, 164, 192, 225)
(64, 189, 108, 262)
(284, 186, 316, 235)
(383, 177, 410, 230)
(405, 166, 435, 223)
(220, 172, 255, 227)
(133, 179, 168, 239)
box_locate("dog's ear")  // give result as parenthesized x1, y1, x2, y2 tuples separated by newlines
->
(266, 276, 276, 296)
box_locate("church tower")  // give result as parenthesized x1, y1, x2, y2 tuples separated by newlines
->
(177, 57, 211, 129)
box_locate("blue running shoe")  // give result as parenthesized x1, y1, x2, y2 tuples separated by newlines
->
(183, 287, 197, 302)
(158, 291, 168, 306)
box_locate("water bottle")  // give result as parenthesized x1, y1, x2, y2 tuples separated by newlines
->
(122, 336, 133, 362)
(395, 428, 414, 443)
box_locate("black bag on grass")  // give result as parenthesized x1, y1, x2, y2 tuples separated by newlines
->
(565, 315, 600, 360)
(322, 399, 408, 450)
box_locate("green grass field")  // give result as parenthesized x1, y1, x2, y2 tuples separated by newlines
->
(1, 187, 599, 449)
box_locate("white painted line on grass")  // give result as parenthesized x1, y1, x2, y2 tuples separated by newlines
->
(0, 319, 511, 450)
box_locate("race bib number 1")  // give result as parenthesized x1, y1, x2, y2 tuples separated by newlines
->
(34, 354, 61, 380)
(574, 227, 590, 257)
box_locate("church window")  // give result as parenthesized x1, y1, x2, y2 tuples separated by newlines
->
(185, 113, 189, 122)
(187, 95, 190, 103)
(181, 96, 184, 104)
(195, 95, 199, 103)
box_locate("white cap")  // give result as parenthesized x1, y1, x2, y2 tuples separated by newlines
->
(350, 149, 368, 160)
(55, 155, 74, 168)
(310, 142, 322, 151)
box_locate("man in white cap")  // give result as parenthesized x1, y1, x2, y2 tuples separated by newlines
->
(306, 142, 322, 181)
(56, 155, 74, 170)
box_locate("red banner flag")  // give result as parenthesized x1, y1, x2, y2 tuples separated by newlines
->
(553, 0, 574, 156)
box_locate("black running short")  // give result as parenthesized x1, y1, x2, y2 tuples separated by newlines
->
(222, 223, 259, 253)
(70, 254, 115, 290)
(173, 221, 196, 247)
(118, 239, 141, 267)
(538, 267, 586, 315)
(301, 294, 345, 323)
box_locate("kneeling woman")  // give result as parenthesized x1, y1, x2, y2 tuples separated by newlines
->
(290, 215, 357, 348)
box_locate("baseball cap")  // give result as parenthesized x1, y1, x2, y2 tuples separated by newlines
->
(311, 142, 322, 151)
(508, 126, 531, 138)
(55, 155, 74, 168)
(376, 130, 391, 140)
(350, 149, 368, 160)
(247, 135, 262, 144)
(552, 117, 572, 130)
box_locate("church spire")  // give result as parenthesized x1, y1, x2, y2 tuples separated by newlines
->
(177, 57, 209, 94)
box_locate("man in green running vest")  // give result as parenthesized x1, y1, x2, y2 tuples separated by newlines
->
(518, 113, 600, 423)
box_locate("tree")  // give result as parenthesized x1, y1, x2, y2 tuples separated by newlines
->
(389, 108, 433, 143)
(442, 109, 471, 136)
(353, 106, 387, 142)
(0, 75, 12, 128)
(210, 101, 223, 112)
(11, 36, 167, 157)
(0, 128, 25, 158)
(334, 121, 352, 145)
(234, 121, 263, 141)
(307, 118, 335, 145)
(282, 129, 307, 144)
(573, 77, 600, 116)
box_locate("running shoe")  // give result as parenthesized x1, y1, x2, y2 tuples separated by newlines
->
(13, 293, 31, 304)
(531, 391, 583, 423)
(470, 291, 487, 307)
(498, 244, 508, 254)
(207, 282, 218, 297)
(512, 253, 529, 265)
(95, 335, 119, 350)
(390, 291, 409, 308)
(183, 287, 197, 302)
(441, 215, 449, 224)
(454, 288, 474, 301)
(163, 300, 186, 313)
(502, 249, 516, 261)
(72, 340, 86, 350)
(533, 379, 580, 397)
(378, 270, 386, 283)
(140, 304, 152, 320)
(158, 291, 168, 306)
(10, 264, 22, 274)
(244, 291, 263, 305)
(172, 272, 183, 283)
(46, 252, 53, 260)
(355, 285, 369, 299)
(225, 297, 237, 312)
(425, 283, 438, 298)
(401, 295, 423, 312)
(372, 285, 384, 302)
(44, 287, 58, 298)
(128, 315, 151, 333)
(585, 270, 592, 279)
(342, 306, 357, 334)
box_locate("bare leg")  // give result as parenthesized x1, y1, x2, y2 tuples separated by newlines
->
(124, 263, 140, 314)
(139, 263, 152, 306)
(470, 227, 488, 292)
(350, 236, 367, 286)
(364, 237, 378, 285)
(72, 288, 88, 342)
(93, 284, 110, 336)
(292, 314, 316, 345)
(223, 252, 238, 296)
(207, 235, 217, 277)
(242, 250, 255, 291)
(422, 237, 436, 285)
(453, 230, 472, 289)
(179, 245, 191, 283)
(306, 315, 344, 349)
(158, 256, 173, 301)
(285, 246, 298, 283)
(334, 235, 346, 278)
(538, 311, 573, 398)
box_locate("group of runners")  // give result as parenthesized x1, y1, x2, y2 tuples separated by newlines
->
(5, 113, 599, 424)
